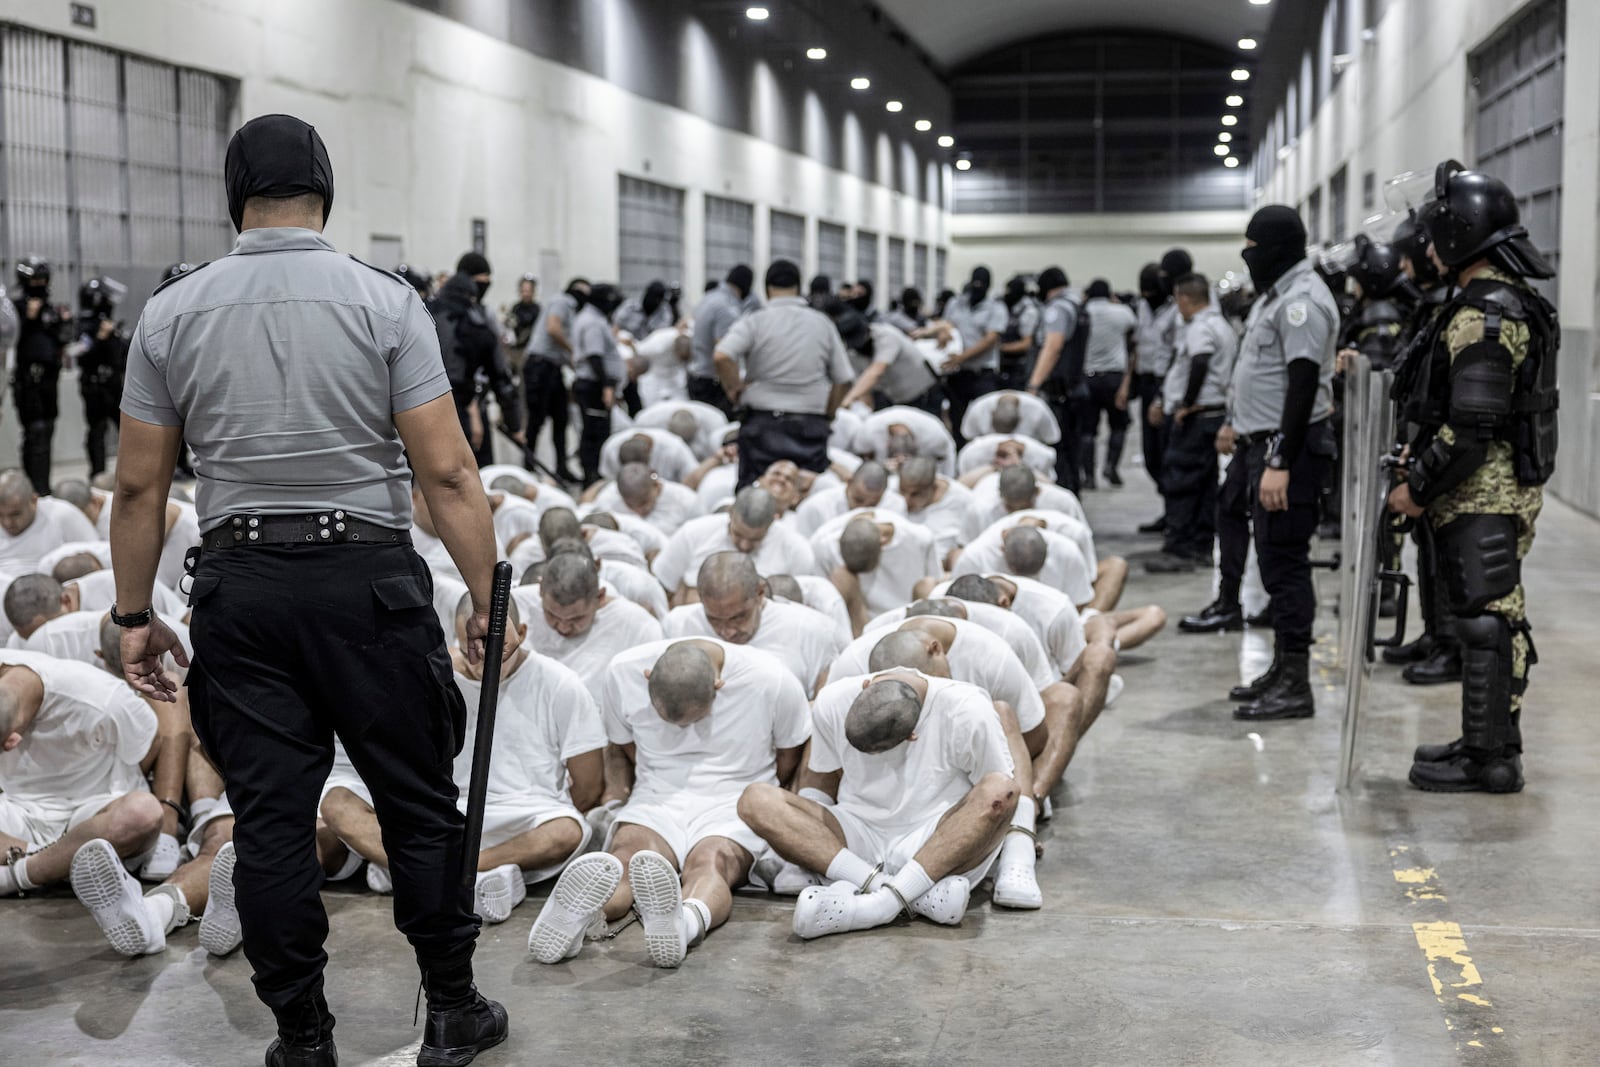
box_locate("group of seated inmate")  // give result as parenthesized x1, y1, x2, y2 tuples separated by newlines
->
(0, 391, 1168, 969)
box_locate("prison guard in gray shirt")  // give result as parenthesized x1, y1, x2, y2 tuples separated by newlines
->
(1227, 257, 1339, 436)
(526, 291, 582, 365)
(1135, 298, 1181, 379)
(858, 322, 937, 404)
(1083, 298, 1139, 375)
(1163, 306, 1238, 414)
(615, 299, 674, 341)
(119, 227, 450, 531)
(572, 304, 625, 384)
(690, 283, 746, 379)
(715, 296, 855, 415)
(944, 292, 1008, 372)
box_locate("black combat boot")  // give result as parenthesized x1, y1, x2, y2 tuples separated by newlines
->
(1383, 632, 1434, 665)
(1234, 651, 1314, 720)
(1408, 749, 1523, 792)
(1138, 515, 1169, 535)
(1403, 641, 1462, 685)
(267, 994, 337, 1067)
(1245, 600, 1275, 628)
(1179, 599, 1244, 633)
(1228, 654, 1281, 702)
(418, 957, 508, 1067)
(266, 1040, 338, 1067)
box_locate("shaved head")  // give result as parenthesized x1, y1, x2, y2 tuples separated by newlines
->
(648, 642, 718, 724)
(4, 574, 63, 635)
(542, 552, 601, 605)
(839, 517, 883, 574)
(547, 536, 594, 562)
(99, 614, 124, 677)
(0, 471, 38, 537)
(0, 470, 34, 504)
(906, 597, 967, 620)
(732, 486, 776, 529)
(1002, 525, 1048, 577)
(666, 411, 699, 445)
(998, 465, 1037, 509)
(538, 508, 582, 552)
(897, 456, 937, 491)
(867, 630, 936, 674)
(489, 475, 529, 495)
(845, 679, 922, 754)
(763, 574, 804, 602)
(52, 553, 103, 582)
(846, 462, 889, 509)
(698, 551, 761, 602)
(616, 463, 658, 509)
(947, 574, 1002, 605)
(455, 590, 522, 630)
(582, 511, 619, 531)
(991, 395, 1022, 435)
(52, 478, 92, 509)
(617, 435, 654, 467)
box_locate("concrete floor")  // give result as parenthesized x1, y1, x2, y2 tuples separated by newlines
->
(3, 464, 1598, 1066)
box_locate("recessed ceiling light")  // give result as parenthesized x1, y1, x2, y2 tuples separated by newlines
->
(1238, 38, 1258, 50)
(886, 100, 903, 113)
(915, 119, 932, 132)
(955, 159, 972, 171)
(1214, 144, 1231, 156)
(806, 47, 827, 60)
(745, 6, 769, 20)
(1224, 156, 1241, 168)
(850, 76, 871, 90)
(1226, 94, 1244, 107)
(1218, 132, 1233, 143)
(1231, 68, 1251, 81)
(1250, 0, 1271, 6)
(937, 135, 955, 148)
(1221, 114, 1239, 126)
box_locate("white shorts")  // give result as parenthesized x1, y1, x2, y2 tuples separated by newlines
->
(829, 804, 1001, 886)
(186, 792, 234, 854)
(0, 791, 156, 872)
(319, 773, 374, 813)
(608, 791, 765, 867)
(477, 802, 591, 885)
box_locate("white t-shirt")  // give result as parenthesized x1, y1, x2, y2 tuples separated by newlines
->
(0, 649, 155, 812)
(599, 427, 698, 483)
(158, 501, 203, 592)
(693, 464, 739, 514)
(92, 489, 114, 539)
(24, 610, 191, 675)
(517, 586, 665, 700)
(974, 509, 1098, 575)
(929, 575, 1087, 675)
(829, 408, 865, 453)
(853, 407, 956, 476)
(590, 480, 704, 536)
(632, 399, 729, 460)
(601, 639, 812, 801)
(896, 476, 974, 559)
(600, 560, 670, 620)
(69, 570, 187, 619)
(489, 494, 543, 552)
(589, 512, 666, 560)
(792, 485, 907, 537)
(959, 391, 1061, 444)
(451, 652, 606, 806)
(631, 328, 691, 408)
(653, 513, 817, 592)
(963, 477, 1087, 541)
(789, 576, 853, 645)
(476, 467, 579, 517)
(414, 527, 506, 584)
(0, 498, 99, 572)
(956, 435, 1058, 479)
(951, 525, 1094, 607)
(829, 617, 1046, 732)
(507, 527, 647, 578)
(809, 672, 1013, 832)
(862, 601, 1058, 688)
(664, 598, 846, 698)
(429, 570, 470, 642)
(36, 540, 115, 578)
(809, 509, 942, 617)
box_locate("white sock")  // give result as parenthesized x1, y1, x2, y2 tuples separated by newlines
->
(145, 890, 176, 932)
(147, 884, 191, 931)
(14, 852, 38, 892)
(825, 850, 876, 887)
(888, 861, 935, 906)
(680, 898, 711, 946)
(1011, 795, 1036, 833)
(189, 797, 219, 823)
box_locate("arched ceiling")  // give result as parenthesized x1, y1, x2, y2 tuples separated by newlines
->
(872, 0, 1275, 71)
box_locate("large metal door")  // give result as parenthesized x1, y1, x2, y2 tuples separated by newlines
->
(617, 174, 684, 295)
(704, 194, 753, 287)
(855, 228, 879, 300)
(886, 235, 906, 299)
(913, 241, 929, 295)
(769, 209, 805, 268)
(817, 221, 846, 286)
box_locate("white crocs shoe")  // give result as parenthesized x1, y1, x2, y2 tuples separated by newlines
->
(772, 861, 824, 897)
(474, 863, 527, 925)
(198, 842, 242, 956)
(140, 833, 182, 882)
(528, 853, 623, 964)
(908, 875, 970, 925)
(792, 883, 900, 940)
(628, 850, 686, 969)
(71, 839, 165, 957)
(365, 863, 393, 894)
(991, 852, 1043, 910)
(1105, 673, 1125, 708)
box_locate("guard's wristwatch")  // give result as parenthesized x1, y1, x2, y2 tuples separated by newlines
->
(110, 604, 154, 628)
(1264, 432, 1289, 470)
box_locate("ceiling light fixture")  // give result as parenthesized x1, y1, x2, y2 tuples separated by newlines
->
(955, 159, 972, 171)
(1249, 0, 1272, 6)
(1231, 68, 1251, 81)
(1218, 132, 1233, 143)
(1222, 114, 1239, 126)
(915, 119, 932, 132)
(886, 100, 903, 113)
(850, 76, 871, 90)
(1214, 144, 1231, 156)
(1238, 38, 1258, 50)
(937, 135, 955, 148)
(1226, 94, 1244, 107)
(1224, 156, 1241, 168)
(745, 6, 769, 20)
(806, 47, 827, 60)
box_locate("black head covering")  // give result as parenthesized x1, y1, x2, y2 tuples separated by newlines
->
(456, 252, 491, 277)
(1159, 248, 1194, 278)
(968, 266, 992, 302)
(1139, 264, 1165, 305)
(1003, 276, 1027, 309)
(642, 280, 667, 316)
(1086, 279, 1112, 300)
(826, 298, 874, 356)
(1037, 267, 1068, 294)
(1241, 205, 1307, 293)
(765, 259, 802, 291)
(848, 279, 874, 314)
(727, 264, 755, 297)
(224, 114, 335, 232)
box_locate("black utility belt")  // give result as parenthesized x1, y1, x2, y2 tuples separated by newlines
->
(1234, 430, 1273, 448)
(742, 408, 827, 421)
(202, 512, 411, 550)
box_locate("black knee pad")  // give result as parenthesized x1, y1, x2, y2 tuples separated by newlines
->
(1455, 612, 1515, 753)
(1435, 514, 1519, 615)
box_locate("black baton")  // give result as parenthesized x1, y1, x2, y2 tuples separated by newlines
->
(461, 560, 514, 887)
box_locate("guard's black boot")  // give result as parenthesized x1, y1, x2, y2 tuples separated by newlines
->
(1179, 599, 1243, 633)
(1412, 737, 1462, 763)
(1103, 465, 1123, 487)
(1245, 601, 1275, 628)
(1144, 551, 1198, 574)
(266, 1040, 338, 1067)
(1229, 655, 1281, 702)
(1408, 749, 1523, 793)
(1138, 515, 1169, 535)
(1383, 632, 1434, 665)
(1403, 642, 1462, 685)
(1234, 652, 1314, 720)
(419, 992, 508, 1067)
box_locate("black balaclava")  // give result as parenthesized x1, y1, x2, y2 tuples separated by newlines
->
(1241, 205, 1307, 293)
(900, 288, 923, 320)
(456, 252, 491, 300)
(1139, 264, 1165, 306)
(1159, 248, 1193, 283)
(727, 265, 755, 299)
(1086, 279, 1112, 300)
(224, 114, 335, 232)
(967, 266, 992, 303)
(1004, 276, 1027, 310)
(642, 280, 667, 316)
(848, 279, 874, 314)
(566, 278, 591, 311)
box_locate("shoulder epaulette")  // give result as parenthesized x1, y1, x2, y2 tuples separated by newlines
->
(347, 253, 415, 289)
(152, 261, 213, 296)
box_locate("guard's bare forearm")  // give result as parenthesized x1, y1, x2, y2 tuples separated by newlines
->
(111, 417, 182, 613)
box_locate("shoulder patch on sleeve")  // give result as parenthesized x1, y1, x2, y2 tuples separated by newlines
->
(347, 253, 413, 288)
(1284, 302, 1308, 327)
(151, 261, 212, 295)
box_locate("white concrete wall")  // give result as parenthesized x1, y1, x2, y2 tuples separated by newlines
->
(948, 212, 1254, 293)
(1253, 0, 1600, 515)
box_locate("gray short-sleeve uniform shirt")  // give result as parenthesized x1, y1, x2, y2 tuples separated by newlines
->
(945, 293, 1008, 372)
(1083, 298, 1139, 375)
(572, 304, 624, 384)
(1227, 258, 1338, 435)
(715, 296, 855, 415)
(526, 291, 579, 364)
(862, 322, 937, 404)
(690, 283, 746, 379)
(119, 228, 450, 531)
(1163, 307, 1238, 413)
